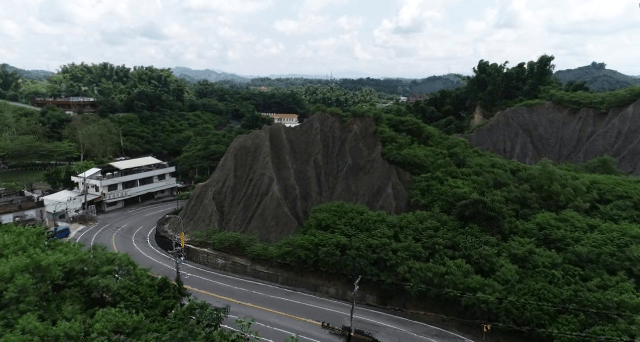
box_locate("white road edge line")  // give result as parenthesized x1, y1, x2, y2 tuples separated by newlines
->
(76, 222, 101, 243)
(140, 226, 443, 342)
(90, 224, 110, 248)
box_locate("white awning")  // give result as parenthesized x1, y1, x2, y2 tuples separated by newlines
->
(77, 168, 102, 178)
(109, 156, 163, 170)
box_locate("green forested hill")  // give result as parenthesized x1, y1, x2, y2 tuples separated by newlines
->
(0, 223, 266, 341)
(1, 63, 54, 80)
(193, 110, 640, 342)
(554, 62, 640, 92)
(172, 67, 250, 83)
(244, 74, 465, 96)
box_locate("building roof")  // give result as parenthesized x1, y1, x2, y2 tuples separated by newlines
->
(109, 156, 163, 170)
(0, 200, 44, 215)
(43, 190, 83, 202)
(77, 168, 102, 178)
(43, 190, 99, 205)
(261, 113, 299, 119)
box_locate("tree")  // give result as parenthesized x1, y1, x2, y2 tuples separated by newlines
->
(563, 80, 590, 93)
(39, 106, 72, 141)
(64, 114, 119, 161)
(0, 64, 21, 100)
(241, 112, 273, 130)
(0, 223, 247, 341)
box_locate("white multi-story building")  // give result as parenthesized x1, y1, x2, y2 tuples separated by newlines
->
(261, 113, 300, 127)
(69, 156, 177, 212)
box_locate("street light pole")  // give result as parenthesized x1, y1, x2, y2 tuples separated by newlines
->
(347, 275, 362, 342)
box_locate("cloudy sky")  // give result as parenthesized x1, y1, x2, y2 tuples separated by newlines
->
(1, 0, 638, 78)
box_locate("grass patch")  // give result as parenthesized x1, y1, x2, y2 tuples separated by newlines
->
(0, 169, 47, 190)
(511, 99, 547, 108)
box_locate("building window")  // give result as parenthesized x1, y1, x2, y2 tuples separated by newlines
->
(106, 201, 120, 208)
(139, 176, 154, 186)
(94, 185, 99, 192)
(123, 180, 138, 189)
(108, 184, 118, 192)
(158, 174, 166, 181)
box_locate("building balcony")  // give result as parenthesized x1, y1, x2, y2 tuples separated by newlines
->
(103, 178, 177, 202)
(71, 166, 176, 186)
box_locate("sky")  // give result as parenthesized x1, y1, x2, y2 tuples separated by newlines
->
(1, 0, 639, 78)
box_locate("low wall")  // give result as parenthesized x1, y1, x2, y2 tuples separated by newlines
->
(154, 228, 522, 342)
(154, 227, 457, 314)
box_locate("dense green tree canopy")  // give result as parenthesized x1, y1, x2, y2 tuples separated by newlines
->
(0, 223, 268, 341)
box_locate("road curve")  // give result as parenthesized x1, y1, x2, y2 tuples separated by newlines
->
(73, 201, 474, 342)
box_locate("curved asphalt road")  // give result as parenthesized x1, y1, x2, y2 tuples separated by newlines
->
(73, 202, 474, 342)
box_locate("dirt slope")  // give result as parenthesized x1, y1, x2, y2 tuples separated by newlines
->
(467, 100, 640, 174)
(179, 112, 410, 242)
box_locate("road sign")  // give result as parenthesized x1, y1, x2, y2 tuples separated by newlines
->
(180, 232, 185, 247)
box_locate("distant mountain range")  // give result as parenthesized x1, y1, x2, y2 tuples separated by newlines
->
(1, 64, 54, 80)
(4, 62, 638, 94)
(554, 62, 640, 92)
(171, 67, 250, 83)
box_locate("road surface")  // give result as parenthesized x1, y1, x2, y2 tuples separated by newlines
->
(73, 201, 475, 342)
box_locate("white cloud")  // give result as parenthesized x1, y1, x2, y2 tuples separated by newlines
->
(0, 20, 23, 40)
(255, 39, 285, 56)
(302, 0, 349, 12)
(274, 15, 328, 35)
(1, 0, 639, 77)
(337, 15, 364, 31)
(183, 0, 273, 13)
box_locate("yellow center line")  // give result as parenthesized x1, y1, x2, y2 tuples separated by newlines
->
(146, 273, 374, 340)
(184, 284, 322, 327)
(145, 272, 320, 326)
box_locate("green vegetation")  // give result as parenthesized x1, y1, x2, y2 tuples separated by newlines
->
(0, 223, 276, 341)
(543, 85, 640, 111)
(0, 102, 77, 166)
(0, 169, 47, 190)
(243, 74, 465, 97)
(403, 55, 640, 135)
(554, 62, 640, 92)
(193, 110, 640, 342)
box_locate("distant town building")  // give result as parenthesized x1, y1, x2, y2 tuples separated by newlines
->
(261, 113, 299, 127)
(43, 156, 177, 216)
(408, 93, 430, 104)
(31, 96, 98, 113)
(1, 190, 45, 224)
(399, 96, 408, 102)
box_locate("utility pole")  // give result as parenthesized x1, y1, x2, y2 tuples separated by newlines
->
(83, 174, 88, 212)
(166, 215, 185, 285)
(347, 275, 361, 342)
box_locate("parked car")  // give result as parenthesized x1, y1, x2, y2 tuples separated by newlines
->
(47, 225, 71, 240)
